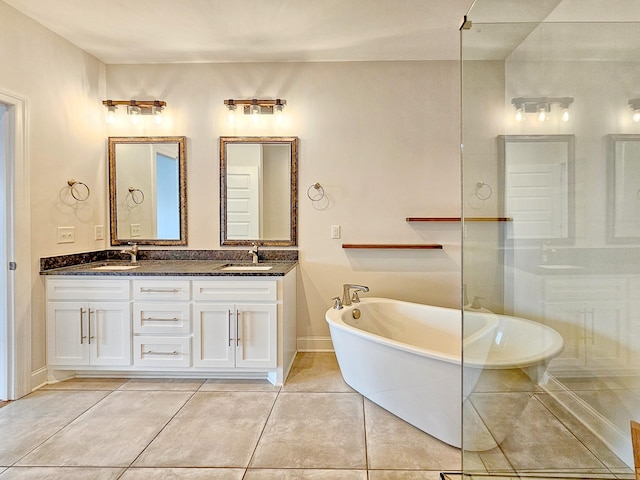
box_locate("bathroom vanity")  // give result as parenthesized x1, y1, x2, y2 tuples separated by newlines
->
(41, 258, 297, 385)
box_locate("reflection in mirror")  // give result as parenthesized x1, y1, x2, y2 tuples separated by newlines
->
(498, 135, 574, 243)
(108, 136, 187, 246)
(608, 134, 640, 243)
(220, 136, 297, 246)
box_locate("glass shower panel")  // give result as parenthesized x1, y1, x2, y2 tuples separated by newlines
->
(462, 7, 640, 478)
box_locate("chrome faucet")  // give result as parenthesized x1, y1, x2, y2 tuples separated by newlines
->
(342, 284, 369, 306)
(121, 242, 138, 263)
(249, 243, 259, 264)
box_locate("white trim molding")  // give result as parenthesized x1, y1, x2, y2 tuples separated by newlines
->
(296, 336, 334, 352)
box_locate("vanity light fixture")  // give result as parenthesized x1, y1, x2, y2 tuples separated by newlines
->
(224, 98, 287, 124)
(102, 99, 166, 125)
(511, 97, 574, 122)
(629, 98, 640, 123)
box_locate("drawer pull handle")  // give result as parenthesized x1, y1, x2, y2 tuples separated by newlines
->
(236, 309, 241, 347)
(140, 288, 182, 293)
(141, 317, 180, 322)
(228, 309, 232, 347)
(80, 308, 87, 344)
(142, 350, 180, 356)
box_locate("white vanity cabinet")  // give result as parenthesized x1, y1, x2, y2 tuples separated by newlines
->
(46, 278, 131, 367)
(192, 280, 277, 369)
(131, 279, 192, 368)
(44, 267, 297, 385)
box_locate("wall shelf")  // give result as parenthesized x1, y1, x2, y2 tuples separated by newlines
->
(405, 217, 512, 222)
(342, 244, 443, 250)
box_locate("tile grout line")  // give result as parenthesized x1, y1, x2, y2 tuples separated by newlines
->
(8, 388, 119, 469)
(116, 388, 201, 477)
(242, 386, 282, 479)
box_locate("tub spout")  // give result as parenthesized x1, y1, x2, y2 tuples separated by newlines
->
(342, 284, 369, 306)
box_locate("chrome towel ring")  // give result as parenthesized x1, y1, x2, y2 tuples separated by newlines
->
(128, 187, 145, 205)
(307, 182, 325, 201)
(474, 182, 492, 201)
(67, 179, 90, 201)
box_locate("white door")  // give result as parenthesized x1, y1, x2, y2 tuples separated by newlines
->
(46, 302, 90, 366)
(226, 165, 260, 239)
(0, 92, 30, 400)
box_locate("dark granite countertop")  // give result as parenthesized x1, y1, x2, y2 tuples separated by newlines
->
(40, 260, 297, 277)
(39, 249, 298, 277)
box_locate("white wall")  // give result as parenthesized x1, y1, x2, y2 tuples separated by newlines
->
(0, 1, 106, 381)
(106, 61, 462, 346)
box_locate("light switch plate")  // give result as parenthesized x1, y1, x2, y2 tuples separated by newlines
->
(57, 226, 75, 244)
(331, 225, 341, 239)
(130, 224, 141, 237)
(94, 225, 104, 240)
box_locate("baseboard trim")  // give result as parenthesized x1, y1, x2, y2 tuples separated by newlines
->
(543, 374, 633, 468)
(296, 336, 334, 352)
(30, 366, 48, 392)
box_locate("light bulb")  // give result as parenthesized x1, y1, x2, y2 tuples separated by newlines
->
(226, 105, 237, 124)
(152, 105, 163, 125)
(537, 106, 547, 122)
(251, 104, 260, 124)
(127, 105, 141, 124)
(275, 104, 284, 124)
(634, 110, 640, 123)
(106, 105, 117, 124)
(514, 107, 523, 122)
(561, 107, 570, 122)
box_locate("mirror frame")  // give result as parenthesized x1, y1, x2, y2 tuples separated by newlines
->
(108, 136, 188, 246)
(498, 134, 575, 245)
(607, 134, 640, 244)
(220, 136, 298, 247)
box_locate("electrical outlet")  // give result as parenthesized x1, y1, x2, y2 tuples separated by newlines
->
(57, 226, 75, 244)
(130, 224, 141, 237)
(94, 225, 105, 240)
(331, 225, 341, 239)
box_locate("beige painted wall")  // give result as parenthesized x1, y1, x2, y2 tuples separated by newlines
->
(106, 61, 462, 346)
(0, 1, 107, 380)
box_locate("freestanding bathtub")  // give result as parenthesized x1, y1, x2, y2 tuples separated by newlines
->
(325, 297, 564, 450)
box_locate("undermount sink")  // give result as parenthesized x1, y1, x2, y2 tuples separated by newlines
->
(537, 264, 583, 270)
(92, 264, 140, 271)
(219, 265, 273, 271)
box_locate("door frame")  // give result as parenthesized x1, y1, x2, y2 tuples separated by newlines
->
(0, 90, 31, 400)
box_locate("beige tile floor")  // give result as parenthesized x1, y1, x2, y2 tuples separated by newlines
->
(0, 353, 461, 479)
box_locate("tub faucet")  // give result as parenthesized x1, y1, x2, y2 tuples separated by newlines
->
(249, 243, 259, 264)
(342, 284, 369, 306)
(121, 242, 138, 263)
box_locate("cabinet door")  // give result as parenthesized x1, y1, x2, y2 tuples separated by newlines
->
(193, 303, 234, 367)
(586, 303, 627, 368)
(46, 302, 89, 366)
(543, 302, 586, 368)
(236, 304, 277, 368)
(88, 302, 132, 366)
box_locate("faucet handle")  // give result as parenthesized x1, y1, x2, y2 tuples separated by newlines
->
(332, 297, 343, 310)
(351, 291, 361, 303)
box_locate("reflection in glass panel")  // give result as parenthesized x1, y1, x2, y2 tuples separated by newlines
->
(462, 5, 640, 478)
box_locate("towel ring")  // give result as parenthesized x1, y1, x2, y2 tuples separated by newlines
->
(67, 179, 90, 202)
(128, 187, 145, 205)
(307, 182, 325, 201)
(474, 182, 492, 201)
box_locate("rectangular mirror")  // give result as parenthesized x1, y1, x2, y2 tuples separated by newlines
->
(608, 134, 640, 243)
(499, 135, 575, 244)
(220, 136, 298, 246)
(108, 136, 187, 246)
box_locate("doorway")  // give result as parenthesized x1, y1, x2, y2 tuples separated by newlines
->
(0, 91, 31, 401)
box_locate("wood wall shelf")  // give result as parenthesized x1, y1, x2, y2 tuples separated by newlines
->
(342, 244, 443, 250)
(406, 217, 512, 222)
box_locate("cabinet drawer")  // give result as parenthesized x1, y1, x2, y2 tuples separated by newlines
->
(544, 278, 626, 303)
(133, 303, 191, 334)
(132, 280, 190, 301)
(193, 280, 277, 302)
(47, 278, 130, 301)
(133, 337, 191, 367)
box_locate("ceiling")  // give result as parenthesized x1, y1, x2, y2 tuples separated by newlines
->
(2, 0, 476, 64)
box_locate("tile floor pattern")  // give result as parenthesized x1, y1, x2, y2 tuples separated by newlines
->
(0, 354, 635, 479)
(0, 353, 460, 479)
